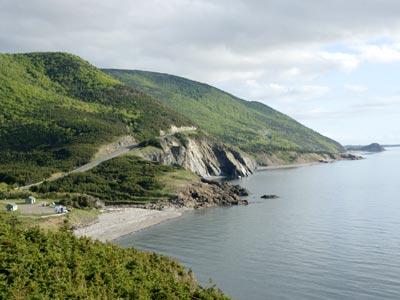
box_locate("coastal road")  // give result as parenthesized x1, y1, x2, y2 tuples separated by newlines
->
(70, 127, 196, 174)
(17, 143, 139, 190)
(69, 143, 139, 174)
(17, 128, 197, 190)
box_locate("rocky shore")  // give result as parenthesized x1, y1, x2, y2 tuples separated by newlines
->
(74, 155, 364, 242)
(339, 153, 364, 160)
(111, 178, 250, 210)
(171, 178, 249, 208)
(74, 178, 250, 241)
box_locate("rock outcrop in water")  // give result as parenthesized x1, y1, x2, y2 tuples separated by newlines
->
(261, 194, 279, 199)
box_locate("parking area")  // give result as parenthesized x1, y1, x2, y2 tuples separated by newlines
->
(17, 203, 56, 215)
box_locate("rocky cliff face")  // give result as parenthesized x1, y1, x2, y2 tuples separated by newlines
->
(137, 134, 256, 178)
(118, 178, 249, 210)
(93, 135, 136, 159)
(169, 178, 249, 209)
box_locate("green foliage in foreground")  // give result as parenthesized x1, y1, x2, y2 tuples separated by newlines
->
(32, 156, 177, 203)
(0, 215, 229, 300)
(104, 69, 344, 158)
(0, 52, 190, 185)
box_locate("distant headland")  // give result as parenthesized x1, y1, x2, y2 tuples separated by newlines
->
(344, 143, 386, 152)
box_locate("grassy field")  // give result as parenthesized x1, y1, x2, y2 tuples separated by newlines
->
(158, 168, 200, 195)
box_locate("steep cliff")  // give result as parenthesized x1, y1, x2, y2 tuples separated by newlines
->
(133, 132, 256, 178)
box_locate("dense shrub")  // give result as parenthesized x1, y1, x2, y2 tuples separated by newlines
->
(0, 214, 229, 299)
(34, 156, 176, 203)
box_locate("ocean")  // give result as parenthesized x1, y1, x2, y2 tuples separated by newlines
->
(116, 147, 400, 300)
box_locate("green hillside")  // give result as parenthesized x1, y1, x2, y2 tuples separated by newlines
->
(32, 155, 183, 204)
(0, 214, 228, 299)
(0, 53, 190, 184)
(103, 70, 344, 160)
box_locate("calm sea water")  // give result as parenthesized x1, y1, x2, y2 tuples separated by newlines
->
(115, 147, 400, 300)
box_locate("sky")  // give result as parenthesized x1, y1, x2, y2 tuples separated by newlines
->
(1, 0, 400, 145)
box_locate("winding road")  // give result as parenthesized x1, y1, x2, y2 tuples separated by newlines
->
(17, 128, 196, 190)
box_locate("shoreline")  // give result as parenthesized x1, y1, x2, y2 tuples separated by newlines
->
(255, 154, 364, 171)
(256, 161, 321, 171)
(73, 177, 248, 242)
(74, 207, 184, 242)
(73, 158, 357, 242)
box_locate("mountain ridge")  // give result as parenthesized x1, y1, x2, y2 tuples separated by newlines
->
(1, 52, 344, 187)
(0, 52, 347, 300)
(0, 52, 191, 184)
(102, 69, 344, 164)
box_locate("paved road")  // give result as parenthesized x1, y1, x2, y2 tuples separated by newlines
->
(69, 143, 139, 174)
(17, 129, 196, 190)
(17, 143, 140, 190)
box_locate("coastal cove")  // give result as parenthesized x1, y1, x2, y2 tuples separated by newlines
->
(3, 4, 400, 298)
(115, 147, 400, 300)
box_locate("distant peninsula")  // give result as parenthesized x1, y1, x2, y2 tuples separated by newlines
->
(345, 143, 386, 152)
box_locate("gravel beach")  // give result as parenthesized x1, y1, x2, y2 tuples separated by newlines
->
(74, 208, 182, 242)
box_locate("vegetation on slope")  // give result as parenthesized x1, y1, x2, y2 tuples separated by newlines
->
(0, 53, 191, 185)
(0, 214, 228, 300)
(32, 155, 184, 204)
(103, 70, 344, 161)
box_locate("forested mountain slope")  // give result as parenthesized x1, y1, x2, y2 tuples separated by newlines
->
(103, 69, 344, 162)
(0, 53, 191, 184)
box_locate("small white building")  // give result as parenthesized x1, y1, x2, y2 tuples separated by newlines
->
(25, 196, 36, 204)
(6, 203, 18, 212)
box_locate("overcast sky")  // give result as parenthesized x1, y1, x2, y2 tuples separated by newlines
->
(1, 0, 400, 145)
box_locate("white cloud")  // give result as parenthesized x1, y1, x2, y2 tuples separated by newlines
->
(294, 107, 334, 119)
(242, 80, 330, 102)
(344, 84, 368, 93)
(318, 51, 360, 71)
(314, 43, 400, 75)
(288, 94, 400, 122)
(268, 83, 289, 94)
(3, 0, 400, 80)
(2, 0, 400, 144)
(358, 44, 400, 63)
(301, 85, 331, 95)
(351, 96, 400, 110)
